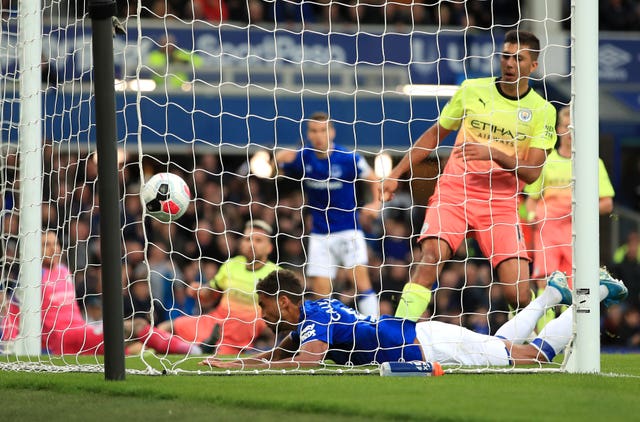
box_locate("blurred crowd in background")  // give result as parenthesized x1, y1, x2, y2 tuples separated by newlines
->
(0, 0, 630, 32)
(1, 145, 638, 350)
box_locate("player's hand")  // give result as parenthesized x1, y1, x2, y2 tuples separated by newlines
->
(360, 200, 382, 220)
(186, 281, 200, 299)
(452, 142, 494, 162)
(274, 148, 297, 165)
(380, 178, 398, 202)
(199, 357, 242, 368)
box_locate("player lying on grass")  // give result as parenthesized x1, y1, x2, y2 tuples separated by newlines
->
(201, 268, 628, 369)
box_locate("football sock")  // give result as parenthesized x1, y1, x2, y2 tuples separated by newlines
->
(496, 288, 557, 343)
(139, 325, 192, 354)
(395, 282, 431, 322)
(536, 287, 566, 333)
(530, 307, 573, 362)
(598, 284, 608, 301)
(357, 289, 379, 318)
(530, 286, 608, 362)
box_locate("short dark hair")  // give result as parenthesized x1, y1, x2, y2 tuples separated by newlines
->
(256, 269, 304, 304)
(308, 111, 333, 129)
(504, 30, 540, 61)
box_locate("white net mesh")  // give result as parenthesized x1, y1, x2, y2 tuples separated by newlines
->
(0, 0, 574, 374)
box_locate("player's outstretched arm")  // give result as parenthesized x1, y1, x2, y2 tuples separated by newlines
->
(360, 172, 383, 220)
(381, 123, 449, 202)
(199, 337, 329, 369)
(599, 196, 613, 215)
(275, 148, 298, 167)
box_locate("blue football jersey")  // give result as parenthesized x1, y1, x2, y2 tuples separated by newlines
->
(290, 299, 423, 365)
(281, 145, 372, 234)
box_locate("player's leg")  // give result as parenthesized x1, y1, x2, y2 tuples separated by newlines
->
(338, 230, 378, 317)
(416, 321, 512, 366)
(475, 202, 531, 310)
(395, 201, 464, 321)
(395, 237, 452, 321)
(215, 314, 267, 356)
(157, 319, 173, 333)
(129, 317, 202, 354)
(306, 233, 337, 298)
(495, 271, 572, 343)
(529, 234, 564, 332)
(57, 325, 105, 355)
(527, 270, 628, 363)
(352, 264, 378, 317)
(495, 258, 532, 309)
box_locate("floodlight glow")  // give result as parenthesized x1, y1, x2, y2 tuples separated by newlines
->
(127, 79, 157, 92)
(374, 153, 393, 179)
(250, 150, 273, 178)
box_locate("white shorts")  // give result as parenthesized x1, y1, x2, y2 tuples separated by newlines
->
(306, 230, 369, 279)
(415, 321, 511, 367)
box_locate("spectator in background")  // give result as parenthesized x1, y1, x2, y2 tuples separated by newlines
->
(380, 216, 412, 263)
(600, 0, 640, 31)
(467, 0, 522, 30)
(385, 0, 429, 26)
(41, 54, 58, 87)
(123, 268, 153, 321)
(612, 230, 640, 309)
(525, 105, 615, 288)
(182, 220, 226, 267)
(147, 34, 203, 89)
(150, 0, 181, 18)
(347, 0, 385, 25)
(192, 0, 228, 23)
(602, 303, 640, 349)
(265, 0, 317, 24)
(123, 189, 145, 243)
(276, 111, 381, 317)
(0, 0, 17, 19)
(314, 1, 352, 25)
(143, 239, 190, 324)
(613, 230, 640, 266)
(274, 190, 306, 272)
(223, 0, 265, 23)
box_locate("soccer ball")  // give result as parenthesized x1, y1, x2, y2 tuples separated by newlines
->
(141, 172, 191, 222)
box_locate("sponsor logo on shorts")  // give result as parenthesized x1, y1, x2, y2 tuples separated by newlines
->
(421, 222, 429, 235)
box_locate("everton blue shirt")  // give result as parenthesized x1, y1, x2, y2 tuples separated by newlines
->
(281, 145, 372, 234)
(290, 299, 423, 365)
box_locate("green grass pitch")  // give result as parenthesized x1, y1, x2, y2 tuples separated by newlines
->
(1, 354, 639, 421)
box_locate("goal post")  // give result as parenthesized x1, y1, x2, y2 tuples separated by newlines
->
(89, 0, 126, 380)
(15, 0, 42, 357)
(566, 0, 600, 374)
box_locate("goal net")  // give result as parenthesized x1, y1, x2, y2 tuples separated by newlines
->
(1, 0, 583, 375)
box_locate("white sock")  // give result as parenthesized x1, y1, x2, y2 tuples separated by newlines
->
(530, 307, 573, 361)
(599, 285, 607, 301)
(494, 288, 558, 343)
(189, 345, 203, 355)
(529, 285, 608, 361)
(357, 293, 379, 318)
